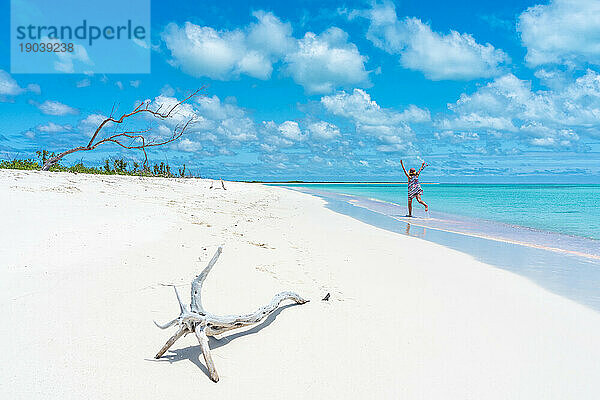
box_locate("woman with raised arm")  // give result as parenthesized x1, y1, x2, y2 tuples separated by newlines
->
(401, 159, 428, 217)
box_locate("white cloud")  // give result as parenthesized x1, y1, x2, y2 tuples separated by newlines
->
(247, 10, 295, 55)
(37, 122, 71, 133)
(76, 78, 91, 88)
(533, 68, 571, 90)
(261, 121, 293, 150)
(162, 23, 248, 80)
(78, 114, 110, 137)
(161, 11, 369, 93)
(308, 121, 340, 140)
(376, 143, 411, 152)
(0, 70, 40, 98)
(35, 100, 79, 116)
(0, 70, 26, 96)
(216, 117, 257, 142)
(260, 120, 306, 151)
(321, 88, 421, 152)
(175, 138, 202, 152)
(358, 122, 414, 152)
(278, 120, 303, 141)
(354, 1, 508, 80)
(284, 28, 370, 94)
(518, 0, 600, 66)
(162, 11, 293, 80)
(160, 84, 175, 96)
(145, 93, 258, 147)
(50, 41, 92, 73)
(322, 88, 429, 124)
(132, 38, 150, 49)
(437, 70, 600, 148)
(155, 124, 173, 137)
(27, 84, 41, 94)
(437, 114, 517, 132)
(521, 124, 580, 147)
(400, 104, 432, 123)
(434, 131, 480, 143)
(196, 95, 244, 120)
(146, 94, 199, 127)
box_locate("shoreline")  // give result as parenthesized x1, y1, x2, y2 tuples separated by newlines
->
(276, 183, 600, 243)
(2, 170, 600, 398)
(389, 215, 600, 260)
(352, 197, 600, 260)
(286, 185, 600, 312)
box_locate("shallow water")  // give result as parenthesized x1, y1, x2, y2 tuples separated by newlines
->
(278, 183, 600, 240)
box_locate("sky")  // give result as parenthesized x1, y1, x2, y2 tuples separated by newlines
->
(1, 0, 600, 182)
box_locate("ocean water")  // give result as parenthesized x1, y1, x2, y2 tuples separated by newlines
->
(271, 183, 600, 312)
(280, 184, 600, 240)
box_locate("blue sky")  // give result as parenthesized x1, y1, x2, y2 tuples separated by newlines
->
(1, 0, 600, 182)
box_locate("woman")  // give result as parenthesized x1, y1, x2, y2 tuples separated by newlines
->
(401, 160, 428, 217)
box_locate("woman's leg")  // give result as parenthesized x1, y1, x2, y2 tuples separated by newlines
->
(416, 194, 428, 211)
(407, 197, 413, 216)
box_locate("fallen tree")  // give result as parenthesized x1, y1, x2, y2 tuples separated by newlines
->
(154, 246, 308, 382)
(41, 88, 205, 171)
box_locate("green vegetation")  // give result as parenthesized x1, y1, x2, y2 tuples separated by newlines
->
(0, 150, 198, 178)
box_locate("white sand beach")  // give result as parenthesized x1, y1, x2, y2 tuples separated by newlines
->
(1, 169, 599, 399)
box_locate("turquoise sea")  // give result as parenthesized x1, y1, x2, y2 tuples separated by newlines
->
(281, 184, 600, 240)
(272, 183, 600, 311)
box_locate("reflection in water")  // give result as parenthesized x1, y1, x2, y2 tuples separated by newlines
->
(405, 222, 427, 239)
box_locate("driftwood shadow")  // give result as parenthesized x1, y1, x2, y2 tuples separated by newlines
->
(148, 303, 299, 380)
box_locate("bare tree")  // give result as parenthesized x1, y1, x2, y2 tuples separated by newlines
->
(41, 87, 205, 171)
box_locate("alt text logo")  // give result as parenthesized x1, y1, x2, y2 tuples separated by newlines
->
(16, 20, 147, 46)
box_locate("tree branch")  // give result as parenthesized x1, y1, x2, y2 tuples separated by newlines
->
(41, 87, 206, 171)
(190, 246, 222, 314)
(155, 327, 188, 359)
(195, 326, 219, 382)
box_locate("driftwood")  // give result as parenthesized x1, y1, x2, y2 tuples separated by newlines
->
(154, 246, 308, 382)
(209, 179, 227, 190)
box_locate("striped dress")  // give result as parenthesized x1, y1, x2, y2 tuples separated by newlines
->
(408, 176, 423, 200)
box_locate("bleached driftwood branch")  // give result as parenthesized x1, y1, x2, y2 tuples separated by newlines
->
(154, 246, 308, 382)
(208, 179, 227, 190)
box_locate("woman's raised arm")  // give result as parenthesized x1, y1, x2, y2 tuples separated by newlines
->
(400, 160, 409, 178)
